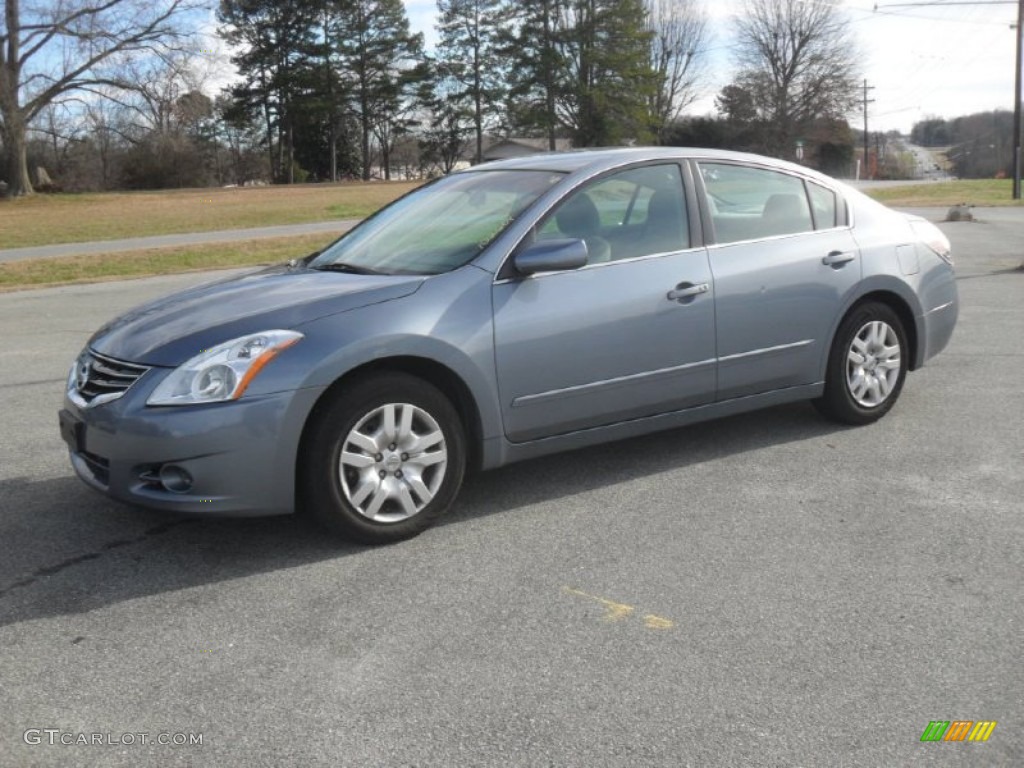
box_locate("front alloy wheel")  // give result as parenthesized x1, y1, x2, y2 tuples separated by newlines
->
(301, 373, 466, 543)
(339, 403, 448, 523)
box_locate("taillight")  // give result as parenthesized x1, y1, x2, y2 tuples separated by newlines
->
(909, 219, 953, 266)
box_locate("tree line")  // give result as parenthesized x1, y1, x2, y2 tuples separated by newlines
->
(204, 0, 710, 184)
(2, 0, 864, 197)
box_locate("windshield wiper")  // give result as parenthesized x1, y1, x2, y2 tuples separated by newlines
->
(312, 262, 387, 275)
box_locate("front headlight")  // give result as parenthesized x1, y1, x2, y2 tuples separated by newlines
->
(147, 330, 303, 406)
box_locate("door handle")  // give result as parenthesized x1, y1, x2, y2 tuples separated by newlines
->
(667, 282, 709, 301)
(822, 251, 856, 267)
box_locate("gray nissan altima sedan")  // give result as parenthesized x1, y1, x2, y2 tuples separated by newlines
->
(60, 148, 958, 543)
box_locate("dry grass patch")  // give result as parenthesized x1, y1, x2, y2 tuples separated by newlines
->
(0, 181, 417, 250)
(0, 233, 333, 292)
(866, 179, 1023, 208)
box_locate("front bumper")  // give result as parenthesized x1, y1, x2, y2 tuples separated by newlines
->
(60, 380, 325, 517)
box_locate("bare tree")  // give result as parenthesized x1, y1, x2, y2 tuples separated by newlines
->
(80, 98, 127, 189)
(109, 51, 213, 139)
(0, 0, 196, 197)
(647, 0, 707, 142)
(30, 100, 79, 177)
(733, 0, 857, 155)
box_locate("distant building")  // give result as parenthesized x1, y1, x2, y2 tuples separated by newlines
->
(481, 138, 573, 163)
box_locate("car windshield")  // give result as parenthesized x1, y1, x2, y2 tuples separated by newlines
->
(311, 170, 566, 275)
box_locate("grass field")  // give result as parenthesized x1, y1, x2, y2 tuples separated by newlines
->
(0, 234, 332, 292)
(1, 175, 1019, 292)
(865, 179, 1022, 208)
(0, 181, 417, 250)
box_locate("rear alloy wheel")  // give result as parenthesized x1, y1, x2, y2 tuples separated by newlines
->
(301, 373, 466, 543)
(815, 302, 908, 425)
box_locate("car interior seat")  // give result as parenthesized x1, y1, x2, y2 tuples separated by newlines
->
(555, 193, 612, 264)
(643, 189, 687, 254)
(761, 193, 813, 237)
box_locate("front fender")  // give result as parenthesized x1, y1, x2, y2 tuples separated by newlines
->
(288, 267, 503, 444)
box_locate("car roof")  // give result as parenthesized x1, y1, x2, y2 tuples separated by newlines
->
(460, 146, 837, 185)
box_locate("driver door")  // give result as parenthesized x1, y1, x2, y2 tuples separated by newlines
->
(492, 163, 717, 443)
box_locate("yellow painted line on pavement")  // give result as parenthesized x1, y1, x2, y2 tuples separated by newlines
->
(643, 614, 675, 630)
(563, 587, 674, 630)
(563, 587, 635, 622)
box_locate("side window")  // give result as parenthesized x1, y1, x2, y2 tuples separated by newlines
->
(539, 164, 688, 263)
(807, 182, 838, 229)
(700, 163, 815, 244)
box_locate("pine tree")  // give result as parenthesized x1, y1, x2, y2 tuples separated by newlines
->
(559, 0, 657, 146)
(504, 0, 564, 149)
(218, 0, 320, 183)
(331, 0, 424, 180)
(506, 0, 657, 148)
(435, 0, 507, 164)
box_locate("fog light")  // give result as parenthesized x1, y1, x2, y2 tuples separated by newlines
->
(159, 465, 193, 494)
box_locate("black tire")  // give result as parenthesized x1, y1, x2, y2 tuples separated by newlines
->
(299, 372, 466, 544)
(814, 301, 909, 425)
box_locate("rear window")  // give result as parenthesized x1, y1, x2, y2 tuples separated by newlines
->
(699, 163, 815, 244)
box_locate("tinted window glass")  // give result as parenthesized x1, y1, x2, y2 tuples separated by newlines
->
(313, 170, 564, 275)
(700, 163, 815, 244)
(807, 182, 838, 229)
(539, 165, 688, 263)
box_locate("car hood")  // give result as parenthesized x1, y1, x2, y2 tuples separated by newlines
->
(88, 264, 425, 366)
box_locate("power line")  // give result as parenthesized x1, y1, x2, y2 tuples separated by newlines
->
(873, 0, 1022, 196)
(872, 19, 1003, 115)
(852, 3, 1013, 25)
(876, 0, 1019, 198)
(875, 1, 1014, 6)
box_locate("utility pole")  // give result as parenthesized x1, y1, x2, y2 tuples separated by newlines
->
(1014, 0, 1023, 198)
(863, 80, 876, 180)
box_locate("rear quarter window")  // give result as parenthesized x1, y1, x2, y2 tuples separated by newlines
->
(807, 182, 839, 229)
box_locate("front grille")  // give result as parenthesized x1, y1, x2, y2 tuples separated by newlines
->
(74, 350, 149, 405)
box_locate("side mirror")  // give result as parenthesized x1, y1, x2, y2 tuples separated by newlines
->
(513, 238, 589, 276)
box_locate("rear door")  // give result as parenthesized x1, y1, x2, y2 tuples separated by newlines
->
(696, 162, 861, 400)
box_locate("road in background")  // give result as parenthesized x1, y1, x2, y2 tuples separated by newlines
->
(0, 219, 358, 264)
(901, 140, 952, 181)
(0, 215, 1021, 766)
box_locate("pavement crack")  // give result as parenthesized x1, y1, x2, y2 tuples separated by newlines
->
(0, 378, 66, 390)
(956, 267, 1024, 281)
(0, 519, 197, 599)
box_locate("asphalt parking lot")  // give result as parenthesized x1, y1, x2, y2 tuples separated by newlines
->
(1, 210, 1021, 767)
